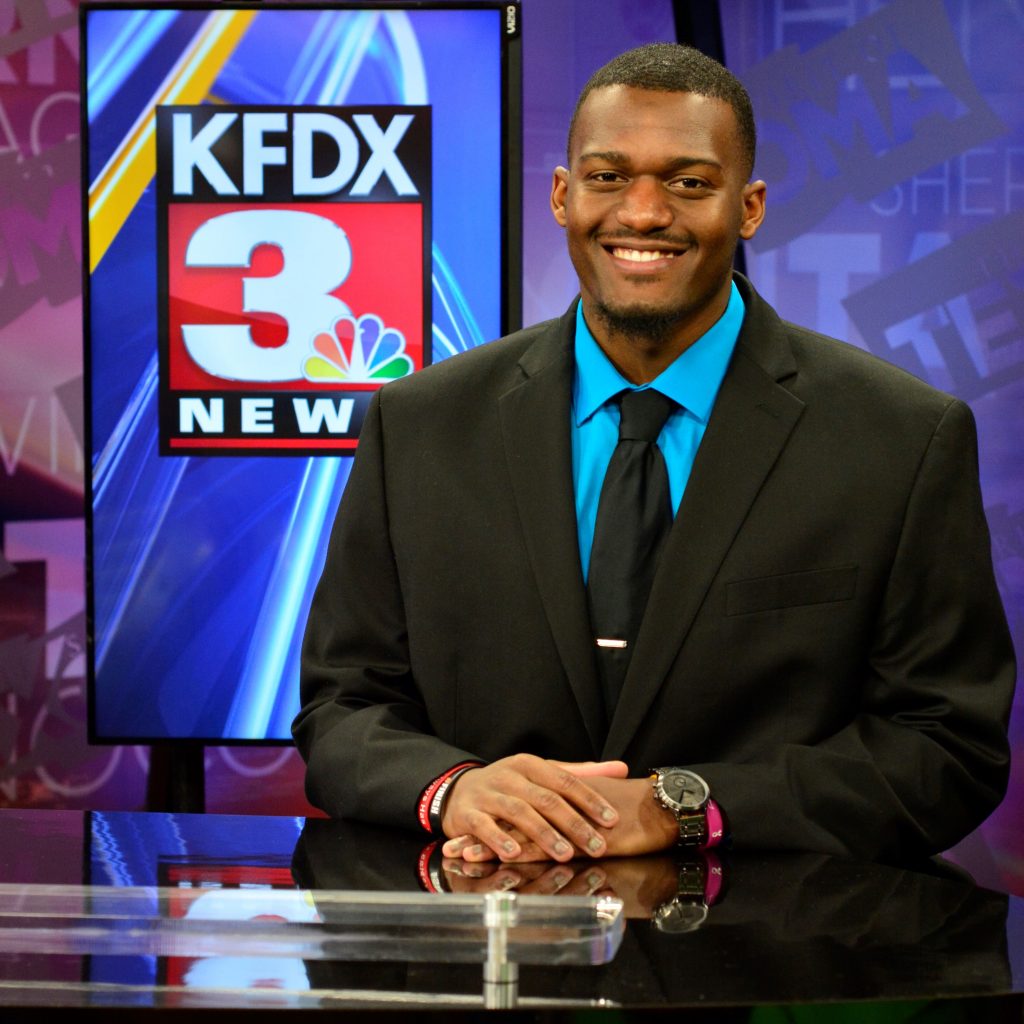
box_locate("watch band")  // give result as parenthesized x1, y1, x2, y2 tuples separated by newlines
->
(675, 809, 708, 847)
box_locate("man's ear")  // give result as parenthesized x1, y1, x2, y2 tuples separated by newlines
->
(739, 180, 767, 241)
(550, 166, 569, 227)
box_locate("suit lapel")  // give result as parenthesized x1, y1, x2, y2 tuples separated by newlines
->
(498, 306, 606, 753)
(602, 279, 807, 759)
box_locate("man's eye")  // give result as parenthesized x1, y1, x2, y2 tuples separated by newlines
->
(675, 177, 705, 189)
(591, 172, 623, 183)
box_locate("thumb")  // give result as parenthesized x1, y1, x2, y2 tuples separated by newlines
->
(552, 759, 629, 778)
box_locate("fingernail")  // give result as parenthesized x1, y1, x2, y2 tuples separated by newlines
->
(467, 844, 485, 858)
(552, 871, 570, 888)
(502, 839, 518, 855)
(554, 840, 571, 856)
(587, 872, 602, 889)
(601, 807, 615, 823)
(499, 875, 520, 890)
(587, 836, 604, 853)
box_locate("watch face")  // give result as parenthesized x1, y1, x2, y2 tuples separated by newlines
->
(660, 770, 709, 810)
(653, 899, 709, 934)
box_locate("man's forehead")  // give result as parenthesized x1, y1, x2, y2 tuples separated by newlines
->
(569, 86, 739, 165)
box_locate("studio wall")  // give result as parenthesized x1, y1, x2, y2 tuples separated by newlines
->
(1, 0, 1021, 890)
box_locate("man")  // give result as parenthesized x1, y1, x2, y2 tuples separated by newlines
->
(294, 44, 1014, 866)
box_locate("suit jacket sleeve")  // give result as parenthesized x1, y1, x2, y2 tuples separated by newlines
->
(294, 389, 480, 823)
(684, 397, 1015, 862)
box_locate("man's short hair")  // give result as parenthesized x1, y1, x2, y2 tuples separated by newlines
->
(567, 43, 757, 179)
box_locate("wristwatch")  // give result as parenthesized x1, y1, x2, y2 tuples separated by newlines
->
(649, 767, 710, 847)
(652, 850, 723, 933)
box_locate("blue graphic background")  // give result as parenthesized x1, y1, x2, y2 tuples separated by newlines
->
(86, 7, 505, 740)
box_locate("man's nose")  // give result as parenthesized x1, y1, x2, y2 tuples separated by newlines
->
(615, 177, 674, 232)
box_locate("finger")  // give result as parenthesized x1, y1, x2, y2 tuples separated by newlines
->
(442, 857, 495, 879)
(483, 796, 581, 861)
(490, 862, 549, 884)
(462, 840, 503, 862)
(482, 870, 522, 892)
(484, 825, 553, 864)
(443, 866, 521, 893)
(552, 759, 629, 779)
(455, 814, 531, 861)
(442, 834, 481, 857)
(560, 866, 608, 897)
(517, 863, 576, 896)
(440, 767, 530, 859)
(516, 770, 618, 855)
(531, 761, 621, 832)
(491, 838, 551, 862)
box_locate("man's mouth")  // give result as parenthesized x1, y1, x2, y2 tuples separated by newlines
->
(609, 246, 679, 263)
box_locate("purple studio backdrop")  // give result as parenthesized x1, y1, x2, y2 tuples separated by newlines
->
(0, 0, 1021, 890)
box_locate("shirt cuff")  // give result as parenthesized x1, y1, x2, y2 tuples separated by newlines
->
(703, 798, 726, 849)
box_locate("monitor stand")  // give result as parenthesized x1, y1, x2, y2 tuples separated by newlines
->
(146, 744, 205, 813)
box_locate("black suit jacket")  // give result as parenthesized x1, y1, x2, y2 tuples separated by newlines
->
(295, 274, 1015, 862)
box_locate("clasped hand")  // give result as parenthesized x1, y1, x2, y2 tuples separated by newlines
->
(441, 853, 680, 919)
(440, 754, 678, 862)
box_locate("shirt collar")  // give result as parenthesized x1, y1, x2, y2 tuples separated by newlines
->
(572, 280, 745, 425)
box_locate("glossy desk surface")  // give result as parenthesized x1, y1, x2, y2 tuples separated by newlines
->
(0, 809, 1021, 1013)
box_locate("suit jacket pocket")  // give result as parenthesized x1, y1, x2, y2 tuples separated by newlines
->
(725, 565, 858, 616)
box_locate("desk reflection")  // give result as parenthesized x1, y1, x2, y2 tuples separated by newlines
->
(0, 809, 1015, 1013)
(293, 817, 1012, 1006)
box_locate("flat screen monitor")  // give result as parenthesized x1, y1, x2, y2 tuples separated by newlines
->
(82, 1, 520, 742)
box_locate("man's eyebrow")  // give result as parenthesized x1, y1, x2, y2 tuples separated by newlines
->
(576, 149, 631, 164)
(576, 151, 723, 172)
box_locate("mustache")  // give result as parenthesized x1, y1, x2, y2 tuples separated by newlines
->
(598, 230, 695, 248)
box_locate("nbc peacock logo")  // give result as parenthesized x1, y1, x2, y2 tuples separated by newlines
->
(304, 314, 414, 384)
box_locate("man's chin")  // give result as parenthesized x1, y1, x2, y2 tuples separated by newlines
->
(592, 301, 684, 345)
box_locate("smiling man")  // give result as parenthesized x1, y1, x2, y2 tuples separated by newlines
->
(554, 82, 764, 382)
(295, 45, 1014, 866)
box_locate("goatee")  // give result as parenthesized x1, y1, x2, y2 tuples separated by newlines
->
(592, 301, 681, 346)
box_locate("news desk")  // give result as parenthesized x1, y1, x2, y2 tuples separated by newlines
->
(1, 809, 1021, 1020)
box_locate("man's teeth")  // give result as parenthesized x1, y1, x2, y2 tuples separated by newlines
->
(611, 247, 676, 262)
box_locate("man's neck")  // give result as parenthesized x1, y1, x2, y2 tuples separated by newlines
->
(592, 330, 689, 384)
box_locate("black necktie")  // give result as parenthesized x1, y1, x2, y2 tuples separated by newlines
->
(587, 388, 676, 718)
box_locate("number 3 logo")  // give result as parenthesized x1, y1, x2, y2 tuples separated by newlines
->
(181, 209, 352, 382)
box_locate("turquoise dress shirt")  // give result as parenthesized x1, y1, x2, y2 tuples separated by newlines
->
(571, 281, 745, 581)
